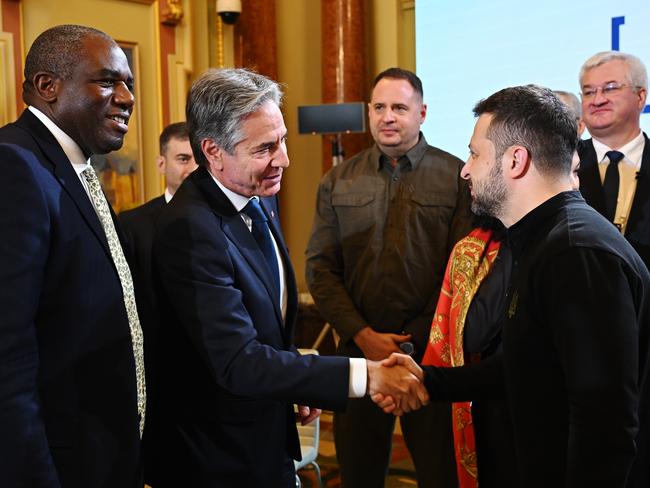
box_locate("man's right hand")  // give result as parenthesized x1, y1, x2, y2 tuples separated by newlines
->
(353, 326, 412, 361)
(366, 358, 429, 414)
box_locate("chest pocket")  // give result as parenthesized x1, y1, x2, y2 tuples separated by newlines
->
(332, 192, 376, 241)
(406, 191, 456, 233)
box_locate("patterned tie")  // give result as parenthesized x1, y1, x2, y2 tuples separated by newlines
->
(603, 150, 624, 222)
(81, 167, 146, 438)
(243, 198, 281, 302)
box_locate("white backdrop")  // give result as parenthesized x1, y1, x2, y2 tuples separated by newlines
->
(416, 0, 650, 160)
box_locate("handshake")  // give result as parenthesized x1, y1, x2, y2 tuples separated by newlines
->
(367, 353, 429, 416)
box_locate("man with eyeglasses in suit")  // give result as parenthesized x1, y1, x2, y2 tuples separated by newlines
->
(577, 51, 650, 269)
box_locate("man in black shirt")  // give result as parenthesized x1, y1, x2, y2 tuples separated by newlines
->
(384, 85, 650, 487)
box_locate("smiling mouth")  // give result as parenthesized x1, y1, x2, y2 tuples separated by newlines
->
(109, 115, 128, 124)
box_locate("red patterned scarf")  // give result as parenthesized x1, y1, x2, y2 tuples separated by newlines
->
(422, 228, 500, 487)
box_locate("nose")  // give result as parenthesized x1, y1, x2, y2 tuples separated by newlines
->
(592, 87, 608, 105)
(273, 141, 290, 168)
(381, 109, 396, 123)
(460, 161, 471, 180)
(114, 81, 135, 108)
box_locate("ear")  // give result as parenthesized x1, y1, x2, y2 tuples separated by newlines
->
(156, 155, 166, 175)
(201, 139, 225, 172)
(419, 103, 427, 123)
(32, 72, 60, 103)
(507, 146, 530, 179)
(637, 87, 647, 111)
(577, 118, 586, 138)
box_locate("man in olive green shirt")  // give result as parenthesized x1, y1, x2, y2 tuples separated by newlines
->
(306, 68, 472, 487)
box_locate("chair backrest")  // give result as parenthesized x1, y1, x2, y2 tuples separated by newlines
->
(295, 349, 320, 467)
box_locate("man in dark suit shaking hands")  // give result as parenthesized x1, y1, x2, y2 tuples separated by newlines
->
(577, 51, 650, 267)
(0, 25, 145, 487)
(152, 68, 428, 487)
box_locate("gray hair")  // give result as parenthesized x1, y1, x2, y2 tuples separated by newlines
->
(579, 51, 648, 91)
(186, 68, 283, 166)
(553, 90, 581, 118)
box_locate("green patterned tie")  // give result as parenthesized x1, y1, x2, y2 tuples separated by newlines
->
(82, 166, 146, 438)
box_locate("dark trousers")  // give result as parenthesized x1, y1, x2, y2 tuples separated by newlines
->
(334, 396, 458, 488)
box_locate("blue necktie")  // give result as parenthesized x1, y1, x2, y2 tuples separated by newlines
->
(244, 198, 281, 302)
(603, 150, 624, 222)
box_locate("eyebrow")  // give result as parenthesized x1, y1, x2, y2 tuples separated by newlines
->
(582, 79, 619, 87)
(252, 132, 288, 151)
(95, 69, 134, 83)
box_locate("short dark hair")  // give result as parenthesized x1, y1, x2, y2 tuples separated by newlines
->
(160, 122, 189, 155)
(23, 25, 113, 98)
(473, 85, 578, 177)
(372, 67, 423, 100)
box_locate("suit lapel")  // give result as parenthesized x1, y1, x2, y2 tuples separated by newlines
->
(261, 197, 298, 342)
(193, 168, 284, 325)
(577, 138, 607, 216)
(16, 111, 113, 258)
(626, 132, 650, 238)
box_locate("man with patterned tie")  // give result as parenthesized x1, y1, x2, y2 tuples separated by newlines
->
(0, 25, 145, 487)
(578, 51, 650, 268)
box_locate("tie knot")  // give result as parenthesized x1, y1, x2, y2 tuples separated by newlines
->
(606, 150, 625, 165)
(244, 198, 267, 223)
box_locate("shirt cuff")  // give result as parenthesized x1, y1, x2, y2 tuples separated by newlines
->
(348, 358, 367, 398)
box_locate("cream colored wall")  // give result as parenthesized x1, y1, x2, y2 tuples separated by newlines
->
(276, 0, 323, 292)
(277, 0, 415, 291)
(370, 0, 415, 73)
(20, 0, 163, 202)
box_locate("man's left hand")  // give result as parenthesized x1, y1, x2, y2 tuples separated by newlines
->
(296, 405, 321, 425)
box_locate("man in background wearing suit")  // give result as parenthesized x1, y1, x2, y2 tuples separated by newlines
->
(152, 68, 428, 487)
(0, 25, 145, 487)
(577, 51, 650, 267)
(121, 121, 197, 271)
(120, 122, 196, 487)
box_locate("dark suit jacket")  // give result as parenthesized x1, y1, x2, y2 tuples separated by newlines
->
(120, 195, 166, 487)
(578, 134, 650, 267)
(0, 110, 141, 487)
(152, 166, 349, 487)
(121, 194, 166, 290)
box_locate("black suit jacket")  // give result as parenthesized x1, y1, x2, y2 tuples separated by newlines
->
(120, 195, 166, 487)
(578, 134, 650, 267)
(152, 166, 349, 487)
(121, 194, 166, 289)
(0, 110, 141, 487)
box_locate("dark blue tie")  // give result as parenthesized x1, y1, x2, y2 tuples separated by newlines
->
(603, 150, 624, 222)
(244, 198, 280, 301)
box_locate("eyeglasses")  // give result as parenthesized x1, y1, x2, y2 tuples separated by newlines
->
(581, 82, 636, 99)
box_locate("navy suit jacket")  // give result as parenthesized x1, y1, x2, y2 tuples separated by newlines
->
(0, 110, 141, 487)
(578, 134, 650, 268)
(152, 166, 349, 487)
(120, 195, 167, 487)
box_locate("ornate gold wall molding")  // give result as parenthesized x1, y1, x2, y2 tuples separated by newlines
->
(0, 30, 17, 126)
(161, 0, 183, 26)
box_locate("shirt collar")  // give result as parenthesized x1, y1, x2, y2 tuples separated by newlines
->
(372, 132, 429, 171)
(506, 191, 582, 257)
(207, 169, 255, 212)
(592, 130, 645, 167)
(164, 188, 174, 203)
(28, 106, 89, 169)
